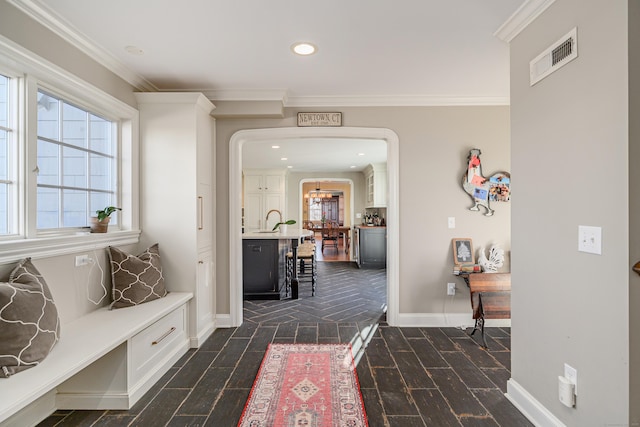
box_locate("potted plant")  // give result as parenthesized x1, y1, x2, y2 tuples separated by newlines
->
(90, 206, 121, 233)
(272, 219, 296, 233)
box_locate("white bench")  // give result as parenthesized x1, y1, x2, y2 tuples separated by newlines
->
(0, 292, 193, 427)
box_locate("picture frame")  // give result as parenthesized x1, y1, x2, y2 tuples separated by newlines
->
(452, 238, 474, 265)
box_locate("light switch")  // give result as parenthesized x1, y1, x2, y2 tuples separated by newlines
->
(578, 225, 601, 255)
(448, 217, 455, 229)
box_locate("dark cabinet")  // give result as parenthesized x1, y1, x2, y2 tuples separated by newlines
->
(242, 239, 288, 299)
(358, 227, 386, 269)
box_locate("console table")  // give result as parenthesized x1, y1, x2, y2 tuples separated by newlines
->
(459, 273, 511, 348)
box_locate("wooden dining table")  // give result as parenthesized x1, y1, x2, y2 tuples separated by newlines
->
(308, 224, 351, 254)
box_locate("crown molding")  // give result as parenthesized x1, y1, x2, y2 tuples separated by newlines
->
(7, 0, 157, 91)
(284, 95, 510, 107)
(195, 90, 509, 107)
(199, 89, 289, 103)
(494, 0, 556, 43)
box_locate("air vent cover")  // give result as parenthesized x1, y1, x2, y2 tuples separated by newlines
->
(530, 28, 578, 86)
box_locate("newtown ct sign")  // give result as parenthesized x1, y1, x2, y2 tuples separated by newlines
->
(297, 112, 342, 127)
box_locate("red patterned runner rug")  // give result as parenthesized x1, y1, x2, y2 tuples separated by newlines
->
(238, 343, 369, 427)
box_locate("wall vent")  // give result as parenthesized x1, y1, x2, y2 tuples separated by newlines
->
(530, 27, 578, 86)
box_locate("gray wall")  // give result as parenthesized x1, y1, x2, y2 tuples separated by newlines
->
(215, 107, 510, 316)
(629, 0, 640, 422)
(510, 0, 630, 423)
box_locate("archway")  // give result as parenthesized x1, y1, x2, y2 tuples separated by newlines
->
(229, 127, 399, 326)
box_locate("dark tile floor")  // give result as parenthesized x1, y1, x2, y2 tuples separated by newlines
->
(39, 262, 531, 427)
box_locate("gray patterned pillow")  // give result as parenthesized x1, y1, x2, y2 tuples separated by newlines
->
(0, 258, 61, 378)
(108, 244, 168, 309)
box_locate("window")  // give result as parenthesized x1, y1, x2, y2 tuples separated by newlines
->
(0, 37, 140, 263)
(36, 90, 117, 230)
(0, 73, 16, 237)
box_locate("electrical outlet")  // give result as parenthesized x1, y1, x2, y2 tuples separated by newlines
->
(578, 225, 601, 255)
(564, 363, 578, 395)
(75, 254, 90, 267)
(447, 283, 456, 296)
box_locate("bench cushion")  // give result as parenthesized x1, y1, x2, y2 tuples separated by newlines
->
(0, 259, 60, 378)
(108, 244, 168, 309)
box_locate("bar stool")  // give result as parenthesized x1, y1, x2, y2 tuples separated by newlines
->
(286, 242, 317, 296)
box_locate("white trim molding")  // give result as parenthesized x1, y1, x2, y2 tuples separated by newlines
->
(494, 0, 557, 43)
(229, 127, 400, 328)
(506, 379, 567, 427)
(0, 230, 141, 264)
(395, 313, 511, 328)
(7, 0, 157, 91)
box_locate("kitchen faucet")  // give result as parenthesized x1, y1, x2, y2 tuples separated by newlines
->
(265, 209, 282, 227)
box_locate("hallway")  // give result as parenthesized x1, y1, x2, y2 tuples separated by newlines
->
(39, 262, 530, 426)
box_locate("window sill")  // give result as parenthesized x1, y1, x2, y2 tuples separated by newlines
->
(0, 230, 141, 265)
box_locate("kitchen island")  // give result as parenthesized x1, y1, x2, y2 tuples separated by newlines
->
(242, 229, 313, 300)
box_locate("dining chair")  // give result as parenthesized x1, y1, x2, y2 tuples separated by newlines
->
(321, 221, 339, 253)
(304, 220, 316, 243)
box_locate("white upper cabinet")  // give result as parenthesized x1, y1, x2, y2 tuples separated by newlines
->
(243, 169, 286, 231)
(364, 163, 387, 208)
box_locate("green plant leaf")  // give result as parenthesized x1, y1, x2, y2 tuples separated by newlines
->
(272, 219, 296, 231)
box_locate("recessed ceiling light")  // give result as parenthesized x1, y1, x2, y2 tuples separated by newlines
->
(125, 45, 144, 56)
(272, 145, 280, 149)
(358, 153, 365, 156)
(281, 157, 288, 161)
(291, 42, 317, 56)
(287, 165, 293, 169)
(350, 165, 356, 168)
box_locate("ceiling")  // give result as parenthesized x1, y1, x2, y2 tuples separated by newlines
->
(242, 138, 388, 172)
(22, 0, 524, 105)
(13, 0, 527, 171)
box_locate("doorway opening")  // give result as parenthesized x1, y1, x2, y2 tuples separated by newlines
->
(300, 178, 354, 262)
(229, 127, 399, 327)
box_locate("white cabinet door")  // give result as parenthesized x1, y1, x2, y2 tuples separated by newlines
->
(244, 192, 263, 230)
(197, 182, 212, 249)
(264, 174, 284, 193)
(244, 175, 263, 192)
(264, 193, 284, 230)
(196, 251, 214, 334)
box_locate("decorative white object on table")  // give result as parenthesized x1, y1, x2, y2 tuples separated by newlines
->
(478, 245, 505, 272)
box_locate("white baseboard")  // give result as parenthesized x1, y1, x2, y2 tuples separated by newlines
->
(506, 379, 566, 427)
(1, 390, 56, 427)
(56, 392, 130, 410)
(215, 313, 233, 328)
(190, 321, 216, 348)
(395, 313, 511, 328)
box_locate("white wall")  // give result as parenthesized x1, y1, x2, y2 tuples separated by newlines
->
(509, 0, 630, 424)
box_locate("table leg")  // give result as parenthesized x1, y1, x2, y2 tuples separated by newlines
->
(469, 295, 488, 349)
(291, 238, 299, 299)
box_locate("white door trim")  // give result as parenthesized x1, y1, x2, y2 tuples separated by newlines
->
(229, 126, 400, 327)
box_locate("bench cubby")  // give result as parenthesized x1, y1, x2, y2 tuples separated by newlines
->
(0, 292, 192, 426)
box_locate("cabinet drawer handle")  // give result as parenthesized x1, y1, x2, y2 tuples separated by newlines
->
(198, 196, 204, 230)
(152, 327, 176, 345)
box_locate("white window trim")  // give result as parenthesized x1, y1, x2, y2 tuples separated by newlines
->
(0, 34, 140, 264)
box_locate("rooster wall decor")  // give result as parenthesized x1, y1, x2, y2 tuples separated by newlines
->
(462, 148, 510, 216)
